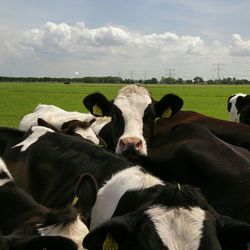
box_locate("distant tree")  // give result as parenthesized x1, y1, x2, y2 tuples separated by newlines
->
(186, 79, 193, 84)
(193, 76, 204, 84)
(177, 78, 184, 84)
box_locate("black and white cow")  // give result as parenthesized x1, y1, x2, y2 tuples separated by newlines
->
(3, 127, 250, 249)
(18, 104, 101, 144)
(0, 158, 88, 250)
(83, 84, 183, 160)
(228, 93, 250, 125)
(3, 126, 130, 220)
(83, 166, 250, 250)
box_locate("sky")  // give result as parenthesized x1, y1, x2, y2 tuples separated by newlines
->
(0, 0, 250, 80)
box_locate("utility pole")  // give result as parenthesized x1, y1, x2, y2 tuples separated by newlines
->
(129, 70, 135, 80)
(213, 63, 224, 81)
(143, 70, 149, 81)
(165, 69, 176, 78)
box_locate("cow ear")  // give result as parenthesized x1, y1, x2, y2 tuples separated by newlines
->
(37, 118, 60, 132)
(154, 94, 183, 118)
(83, 215, 136, 250)
(83, 93, 112, 117)
(74, 173, 98, 225)
(217, 215, 250, 250)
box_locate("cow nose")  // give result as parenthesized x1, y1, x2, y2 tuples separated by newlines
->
(119, 137, 143, 152)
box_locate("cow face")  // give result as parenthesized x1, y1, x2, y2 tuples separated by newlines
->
(83, 85, 183, 159)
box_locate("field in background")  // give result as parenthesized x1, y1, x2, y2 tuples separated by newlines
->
(0, 82, 250, 128)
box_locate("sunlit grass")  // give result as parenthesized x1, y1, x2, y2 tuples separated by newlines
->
(0, 82, 249, 127)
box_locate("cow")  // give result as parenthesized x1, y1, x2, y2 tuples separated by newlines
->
(83, 166, 250, 250)
(18, 104, 101, 144)
(154, 110, 250, 151)
(3, 126, 130, 224)
(83, 84, 183, 161)
(141, 122, 250, 224)
(3, 127, 250, 249)
(0, 157, 88, 250)
(228, 93, 250, 125)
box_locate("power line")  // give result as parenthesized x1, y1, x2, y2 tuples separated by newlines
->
(143, 70, 149, 81)
(165, 69, 176, 78)
(213, 63, 225, 80)
(129, 70, 135, 80)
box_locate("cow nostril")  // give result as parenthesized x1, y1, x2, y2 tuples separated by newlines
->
(120, 140, 126, 149)
(135, 140, 142, 150)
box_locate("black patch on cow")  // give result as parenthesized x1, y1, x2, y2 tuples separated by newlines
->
(227, 94, 235, 112)
(0, 171, 10, 180)
(154, 93, 184, 118)
(111, 105, 125, 148)
(83, 93, 112, 116)
(142, 104, 155, 143)
(236, 95, 250, 125)
(3, 235, 78, 250)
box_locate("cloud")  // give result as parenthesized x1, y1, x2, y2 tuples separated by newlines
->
(1, 21, 250, 79)
(12, 22, 208, 58)
(230, 34, 250, 56)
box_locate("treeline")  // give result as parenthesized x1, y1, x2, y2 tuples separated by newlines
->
(0, 76, 250, 84)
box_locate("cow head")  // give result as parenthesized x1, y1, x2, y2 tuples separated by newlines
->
(236, 95, 250, 125)
(83, 183, 250, 250)
(37, 118, 101, 144)
(83, 85, 183, 159)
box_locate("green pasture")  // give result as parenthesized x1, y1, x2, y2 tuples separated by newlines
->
(0, 82, 250, 128)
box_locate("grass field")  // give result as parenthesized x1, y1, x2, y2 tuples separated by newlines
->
(0, 82, 250, 128)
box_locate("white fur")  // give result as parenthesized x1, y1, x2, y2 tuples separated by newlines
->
(74, 127, 100, 144)
(0, 158, 13, 186)
(228, 93, 247, 122)
(90, 166, 164, 230)
(13, 126, 54, 152)
(114, 85, 152, 155)
(90, 116, 111, 135)
(19, 104, 95, 131)
(38, 215, 88, 250)
(146, 206, 205, 250)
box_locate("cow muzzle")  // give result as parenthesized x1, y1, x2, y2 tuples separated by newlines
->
(119, 137, 143, 154)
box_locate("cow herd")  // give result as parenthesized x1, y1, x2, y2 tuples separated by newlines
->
(0, 84, 250, 250)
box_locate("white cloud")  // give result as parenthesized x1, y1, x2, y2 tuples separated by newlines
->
(1, 21, 250, 79)
(230, 34, 250, 56)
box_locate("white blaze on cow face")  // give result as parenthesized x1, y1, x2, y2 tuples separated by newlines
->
(113, 85, 152, 156)
(0, 158, 13, 186)
(38, 215, 88, 250)
(146, 206, 205, 250)
(13, 126, 54, 152)
(90, 166, 164, 230)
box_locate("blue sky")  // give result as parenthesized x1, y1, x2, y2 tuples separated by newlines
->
(1, 0, 250, 79)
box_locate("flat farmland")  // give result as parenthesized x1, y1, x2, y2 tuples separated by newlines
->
(0, 82, 250, 128)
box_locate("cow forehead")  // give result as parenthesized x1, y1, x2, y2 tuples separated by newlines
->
(146, 206, 205, 250)
(114, 94, 152, 115)
(114, 85, 152, 111)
